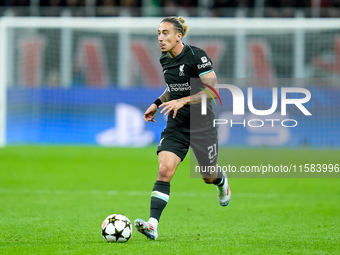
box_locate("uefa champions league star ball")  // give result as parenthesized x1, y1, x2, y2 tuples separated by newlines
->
(101, 214, 132, 243)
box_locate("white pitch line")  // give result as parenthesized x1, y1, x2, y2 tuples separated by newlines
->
(0, 188, 282, 199)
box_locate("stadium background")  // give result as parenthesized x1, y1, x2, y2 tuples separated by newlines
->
(1, 3, 340, 255)
(1, 15, 340, 147)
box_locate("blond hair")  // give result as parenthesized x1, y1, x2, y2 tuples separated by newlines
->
(161, 16, 189, 37)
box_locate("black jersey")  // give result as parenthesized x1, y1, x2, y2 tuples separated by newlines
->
(160, 44, 216, 132)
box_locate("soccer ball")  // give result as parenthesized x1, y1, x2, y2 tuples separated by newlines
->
(101, 214, 132, 243)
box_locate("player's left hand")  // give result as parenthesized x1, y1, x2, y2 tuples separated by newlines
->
(159, 99, 186, 119)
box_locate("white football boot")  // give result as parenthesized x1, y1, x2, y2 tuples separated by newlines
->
(217, 178, 231, 207)
(134, 219, 158, 240)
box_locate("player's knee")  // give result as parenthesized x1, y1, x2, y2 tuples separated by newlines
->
(157, 163, 174, 182)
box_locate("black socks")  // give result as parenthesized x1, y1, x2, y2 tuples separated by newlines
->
(150, 181, 170, 222)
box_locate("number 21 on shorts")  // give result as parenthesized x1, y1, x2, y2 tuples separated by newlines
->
(207, 143, 217, 162)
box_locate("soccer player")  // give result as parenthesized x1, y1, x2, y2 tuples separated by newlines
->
(134, 16, 231, 240)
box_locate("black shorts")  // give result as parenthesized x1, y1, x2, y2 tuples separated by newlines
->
(156, 127, 218, 167)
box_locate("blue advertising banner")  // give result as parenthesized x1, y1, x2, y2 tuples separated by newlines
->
(6, 87, 340, 147)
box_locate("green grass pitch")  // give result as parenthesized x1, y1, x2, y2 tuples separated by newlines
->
(0, 146, 339, 254)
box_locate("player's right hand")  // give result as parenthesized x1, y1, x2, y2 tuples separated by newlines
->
(143, 104, 158, 123)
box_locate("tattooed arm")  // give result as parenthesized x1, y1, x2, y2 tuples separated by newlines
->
(159, 89, 171, 103)
(143, 88, 171, 123)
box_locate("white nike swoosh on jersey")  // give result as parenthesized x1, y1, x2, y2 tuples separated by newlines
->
(163, 69, 168, 74)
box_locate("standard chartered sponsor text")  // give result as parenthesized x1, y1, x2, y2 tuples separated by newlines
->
(167, 82, 191, 92)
